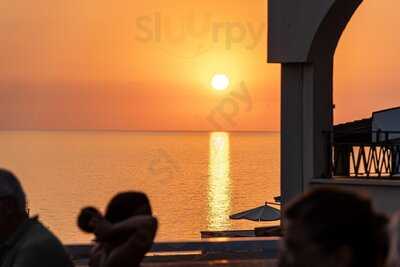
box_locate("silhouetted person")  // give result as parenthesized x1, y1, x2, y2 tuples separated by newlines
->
(78, 192, 158, 267)
(0, 169, 73, 267)
(387, 211, 400, 267)
(279, 187, 388, 267)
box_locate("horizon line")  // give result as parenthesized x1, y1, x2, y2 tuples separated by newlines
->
(0, 129, 280, 133)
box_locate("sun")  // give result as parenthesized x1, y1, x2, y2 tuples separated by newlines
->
(211, 74, 230, 91)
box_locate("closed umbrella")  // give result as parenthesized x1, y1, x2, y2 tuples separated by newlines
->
(229, 202, 281, 222)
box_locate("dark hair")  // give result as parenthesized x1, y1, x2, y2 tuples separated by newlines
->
(285, 187, 388, 267)
(77, 206, 102, 233)
(374, 213, 389, 267)
(0, 169, 27, 215)
(105, 192, 152, 224)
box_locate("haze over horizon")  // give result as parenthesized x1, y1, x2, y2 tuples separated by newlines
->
(1, 0, 399, 131)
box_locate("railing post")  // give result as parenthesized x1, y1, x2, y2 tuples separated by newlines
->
(333, 144, 351, 177)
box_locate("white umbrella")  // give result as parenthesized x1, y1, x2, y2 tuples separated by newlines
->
(229, 202, 281, 222)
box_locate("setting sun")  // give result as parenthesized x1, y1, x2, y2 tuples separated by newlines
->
(211, 74, 230, 91)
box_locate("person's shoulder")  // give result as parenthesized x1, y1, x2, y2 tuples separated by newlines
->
(16, 219, 73, 267)
(22, 219, 62, 248)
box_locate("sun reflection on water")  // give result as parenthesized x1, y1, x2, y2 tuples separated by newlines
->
(208, 132, 231, 231)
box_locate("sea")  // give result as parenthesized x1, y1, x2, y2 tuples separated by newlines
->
(0, 131, 280, 244)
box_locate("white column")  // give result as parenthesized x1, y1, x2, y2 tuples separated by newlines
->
(281, 59, 334, 204)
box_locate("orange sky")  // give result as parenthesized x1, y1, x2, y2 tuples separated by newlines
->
(0, 0, 399, 131)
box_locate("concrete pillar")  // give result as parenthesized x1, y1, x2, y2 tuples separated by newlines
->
(268, 0, 363, 205)
(281, 59, 334, 201)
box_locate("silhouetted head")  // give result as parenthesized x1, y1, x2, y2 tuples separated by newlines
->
(105, 192, 152, 224)
(387, 212, 400, 267)
(0, 169, 28, 241)
(77, 206, 102, 233)
(279, 187, 388, 267)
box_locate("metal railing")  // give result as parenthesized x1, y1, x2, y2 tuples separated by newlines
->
(66, 237, 280, 262)
(332, 131, 400, 178)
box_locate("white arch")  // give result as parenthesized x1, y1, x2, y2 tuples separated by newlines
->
(268, 0, 363, 203)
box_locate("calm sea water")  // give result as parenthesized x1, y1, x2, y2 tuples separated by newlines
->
(0, 131, 280, 244)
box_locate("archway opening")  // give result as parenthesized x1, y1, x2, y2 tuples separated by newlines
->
(333, 0, 400, 177)
(334, 0, 400, 124)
